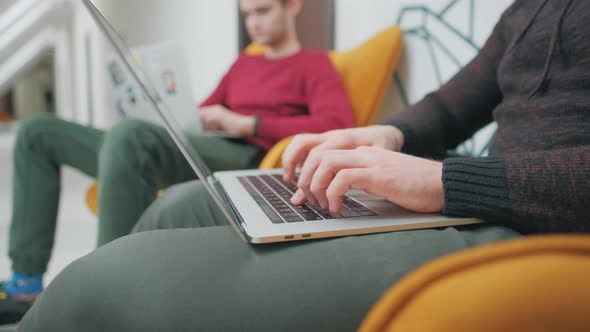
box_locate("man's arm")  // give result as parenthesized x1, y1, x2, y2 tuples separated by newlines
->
(289, 144, 589, 233)
(200, 69, 231, 108)
(256, 54, 355, 143)
(199, 58, 257, 136)
(389, 4, 514, 159)
(444, 145, 590, 233)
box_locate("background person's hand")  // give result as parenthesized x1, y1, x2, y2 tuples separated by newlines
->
(290, 146, 444, 214)
(282, 125, 405, 182)
(199, 105, 256, 137)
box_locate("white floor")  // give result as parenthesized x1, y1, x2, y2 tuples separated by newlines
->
(0, 128, 97, 286)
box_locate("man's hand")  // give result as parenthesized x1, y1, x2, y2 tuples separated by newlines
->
(282, 126, 405, 182)
(290, 146, 444, 214)
(200, 105, 256, 137)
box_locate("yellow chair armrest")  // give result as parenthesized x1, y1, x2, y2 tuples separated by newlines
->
(360, 235, 590, 332)
(86, 182, 99, 215)
(85, 183, 165, 216)
(258, 136, 294, 170)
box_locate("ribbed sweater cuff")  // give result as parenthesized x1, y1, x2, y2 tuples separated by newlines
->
(442, 157, 512, 222)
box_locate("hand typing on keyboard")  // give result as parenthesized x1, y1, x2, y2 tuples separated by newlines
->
(282, 128, 446, 215)
(282, 126, 405, 183)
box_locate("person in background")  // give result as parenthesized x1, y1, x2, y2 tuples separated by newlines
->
(0, 0, 353, 323)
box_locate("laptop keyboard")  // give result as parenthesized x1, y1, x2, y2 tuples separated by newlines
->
(238, 175, 378, 224)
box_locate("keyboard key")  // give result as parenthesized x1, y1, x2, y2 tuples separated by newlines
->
(285, 216, 304, 223)
(293, 206, 314, 214)
(343, 198, 363, 208)
(338, 207, 361, 218)
(252, 195, 283, 223)
(316, 210, 342, 220)
(300, 212, 323, 221)
(358, 210, 378, 217)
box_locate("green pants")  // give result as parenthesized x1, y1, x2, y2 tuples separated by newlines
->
(9, 113, 262, 275)
(19, 180, 521, 332)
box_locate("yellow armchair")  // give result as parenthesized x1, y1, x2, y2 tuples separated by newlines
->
(360, 235, 590, 332)
(86, 26, 403, 214)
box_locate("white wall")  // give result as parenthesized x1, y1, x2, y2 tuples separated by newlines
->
(336, 0, 511, 107)
(0, 0, 79, 121)
(336, 1, 510, 50)
(84, 0, 238, 127)
(335, 0, 512, 155)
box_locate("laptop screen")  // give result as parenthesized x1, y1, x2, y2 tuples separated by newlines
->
(81, 0, 246, 239)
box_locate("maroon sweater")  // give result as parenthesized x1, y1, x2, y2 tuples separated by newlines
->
(390, 0, 590, 234)
(201, 49, 354, 151)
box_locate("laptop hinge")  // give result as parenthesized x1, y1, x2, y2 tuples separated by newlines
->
(212, 178, 248, 228)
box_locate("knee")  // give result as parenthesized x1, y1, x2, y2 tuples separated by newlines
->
(101, 119, 149, 156)
(98, 119, 153, 170)
(15, 113, 61, 151)
(159, 181, 208, 209)
(133, 181, 207, 233)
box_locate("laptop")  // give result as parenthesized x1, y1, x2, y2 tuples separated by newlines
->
(106, 41, 237, 137)
(83, 0, 482, 243)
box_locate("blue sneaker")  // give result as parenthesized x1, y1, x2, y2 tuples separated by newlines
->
(3, 273, 42, 302)
(0, 281, 33, 325)
(0, 274, 42, 325)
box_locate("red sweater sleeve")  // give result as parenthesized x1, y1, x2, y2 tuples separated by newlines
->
(256, 55, 354, 142)
(199, 67, 232, 108)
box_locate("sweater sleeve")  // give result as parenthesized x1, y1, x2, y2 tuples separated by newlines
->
(199, 61, 235, 108)
(442, 145, 590, 233)
(388, 4, 515, 159)
(256, 54, 355, 142)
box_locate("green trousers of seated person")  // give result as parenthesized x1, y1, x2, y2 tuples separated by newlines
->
(19, 180, 521, 332)
(9, 113, 262, 276)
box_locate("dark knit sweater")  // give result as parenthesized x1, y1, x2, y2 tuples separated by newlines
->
(389, 0, 589, 233)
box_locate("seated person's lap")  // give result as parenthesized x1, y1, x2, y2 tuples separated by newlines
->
(132, 180, 231, 232)
(22, 214, 519, 331)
